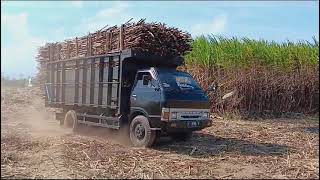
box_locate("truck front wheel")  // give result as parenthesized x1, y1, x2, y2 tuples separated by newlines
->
(129, 115, 156, 147)
(64, 110, 78, 132)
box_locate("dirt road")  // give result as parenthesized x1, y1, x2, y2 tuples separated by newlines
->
(1, 87, 319, 179)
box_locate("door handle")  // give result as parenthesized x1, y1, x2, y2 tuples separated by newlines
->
(132, 94, 137, 97)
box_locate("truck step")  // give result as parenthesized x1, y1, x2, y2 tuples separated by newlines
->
(78, 120, 120, 129)
(76, 113, 120, 129)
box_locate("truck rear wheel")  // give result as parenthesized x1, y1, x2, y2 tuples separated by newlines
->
(129, 115, 156, 147)
(170, 132, 192, 142)
(64, 110, 78, 132)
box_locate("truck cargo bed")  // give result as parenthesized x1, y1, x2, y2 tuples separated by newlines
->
(45, 49, 184, 115)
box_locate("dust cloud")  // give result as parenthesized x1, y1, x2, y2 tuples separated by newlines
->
(2, 87, 131, 146)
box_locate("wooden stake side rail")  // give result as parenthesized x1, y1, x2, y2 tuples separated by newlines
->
(45, 29, 122, 62)
(45, 53, 122, 117)
(45, 52, 121, 64)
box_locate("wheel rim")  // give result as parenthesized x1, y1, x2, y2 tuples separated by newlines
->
(134, 123, 145, 140)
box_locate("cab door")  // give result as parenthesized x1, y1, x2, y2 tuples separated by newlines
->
(130, 71, 161, 117)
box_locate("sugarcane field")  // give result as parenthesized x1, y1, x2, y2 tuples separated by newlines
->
(1, 1, 319, 179)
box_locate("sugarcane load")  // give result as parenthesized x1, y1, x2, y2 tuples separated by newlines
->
(37, 19, 216, 147)
(37, 19, 192, 62)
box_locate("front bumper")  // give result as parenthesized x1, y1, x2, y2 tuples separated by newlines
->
(148, 108, 212, 133)
(164, 119, 212, 132)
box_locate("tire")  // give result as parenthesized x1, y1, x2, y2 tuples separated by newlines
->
(129, 115, 156, 147)
(170, 132, 192, 142)
(64, 110, 78, 132)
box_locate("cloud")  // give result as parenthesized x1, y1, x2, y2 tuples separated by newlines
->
(97, 1, 128, 17)
(191, 14, 228, 37)
(70, 1, 83, 8)
(54, 27, 65, 35)
(1, 13, 46, 78)
(1, 2, 134, 78)
(198, 1, 316, 7)
(79, 1, 133, 34)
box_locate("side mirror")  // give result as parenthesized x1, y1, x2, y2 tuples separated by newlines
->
(207, 82, 218, 92)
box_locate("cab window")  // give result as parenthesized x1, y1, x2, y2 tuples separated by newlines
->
(136, 72, 158, 88)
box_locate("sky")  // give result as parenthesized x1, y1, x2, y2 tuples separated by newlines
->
(1, 1, 319, 78)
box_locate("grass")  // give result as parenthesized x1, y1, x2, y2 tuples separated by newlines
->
(185, 35, 319, 71)
(183, 35, 319, 116)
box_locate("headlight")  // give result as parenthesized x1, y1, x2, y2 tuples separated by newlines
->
(161, 108, 170, 121)
(171, 112, 177, 119)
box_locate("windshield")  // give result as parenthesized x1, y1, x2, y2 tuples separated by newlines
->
(157, 69, 202, 91)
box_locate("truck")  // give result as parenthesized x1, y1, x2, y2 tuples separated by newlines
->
(45, 49, 215, 147)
